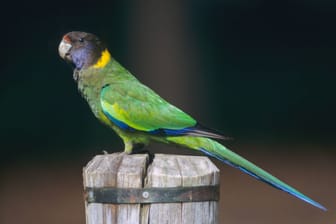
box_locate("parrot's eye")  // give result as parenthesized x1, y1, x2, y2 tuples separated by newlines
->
(78, 38, 84, 43)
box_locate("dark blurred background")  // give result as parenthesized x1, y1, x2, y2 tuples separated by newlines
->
(1, 0, 335, 223)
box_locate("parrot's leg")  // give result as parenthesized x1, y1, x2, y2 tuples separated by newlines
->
(120, 132, 150, 154)
(124, 141, 134, 154)
(122, 140, 154, 164)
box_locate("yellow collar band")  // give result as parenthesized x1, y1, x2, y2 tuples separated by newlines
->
(93, 49, 111, 68)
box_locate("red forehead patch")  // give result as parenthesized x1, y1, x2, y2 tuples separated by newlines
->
(63, 34, 71, 43)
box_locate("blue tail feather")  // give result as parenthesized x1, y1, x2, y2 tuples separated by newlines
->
(199, 147, 327, 211)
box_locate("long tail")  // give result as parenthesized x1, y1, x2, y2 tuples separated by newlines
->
(167, 136, 326, 211)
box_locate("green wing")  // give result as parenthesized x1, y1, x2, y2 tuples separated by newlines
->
(100, 81, 197, 132)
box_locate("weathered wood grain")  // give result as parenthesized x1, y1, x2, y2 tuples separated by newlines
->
(145, 154, 219, 224)
(83, 153, 219, 224)
(83, 153, 148, 224)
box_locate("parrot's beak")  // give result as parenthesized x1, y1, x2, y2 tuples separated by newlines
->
(58, 39, 72, 61)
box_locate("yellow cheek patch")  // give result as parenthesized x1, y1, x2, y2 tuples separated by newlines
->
(93, 49, 111, 68)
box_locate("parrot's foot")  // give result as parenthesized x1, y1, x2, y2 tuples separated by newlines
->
(130, 144, 154, 165)
(133, 149, 154, 165)
(101, 150, 126, 155)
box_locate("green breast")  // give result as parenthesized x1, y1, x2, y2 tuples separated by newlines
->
(77, 68, 105, 118)
(76, 59, 132, 119)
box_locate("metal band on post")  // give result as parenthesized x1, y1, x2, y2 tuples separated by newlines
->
(85, 185, 220, 204)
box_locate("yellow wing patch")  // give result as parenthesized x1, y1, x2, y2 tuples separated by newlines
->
(93, 49, 111, 68)
(101, 100, 150, 131)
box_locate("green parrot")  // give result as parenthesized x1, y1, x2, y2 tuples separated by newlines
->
(59, 31, 326, 210)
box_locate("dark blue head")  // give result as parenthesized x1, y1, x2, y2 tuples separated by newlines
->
(59, 31, 106, 70)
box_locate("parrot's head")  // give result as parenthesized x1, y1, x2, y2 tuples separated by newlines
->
(59, 31, 109, 70)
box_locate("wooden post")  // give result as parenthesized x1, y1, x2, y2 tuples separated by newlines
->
(83, 153, 220, 224)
